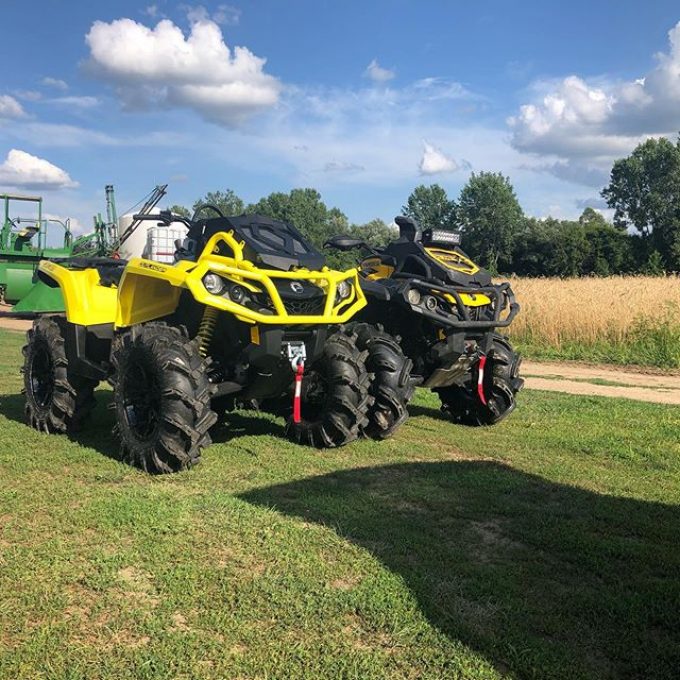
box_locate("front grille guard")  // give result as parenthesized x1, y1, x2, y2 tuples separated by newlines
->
(401, 278, 520, 329)
(186, 258, 365, 324)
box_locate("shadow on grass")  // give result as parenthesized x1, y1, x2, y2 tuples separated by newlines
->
(240, 461, 680, 679)
(0, 390, 287, 464)
(408, 402, 452, 422)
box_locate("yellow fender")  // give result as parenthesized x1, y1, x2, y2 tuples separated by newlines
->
(38, 261, 117, 326)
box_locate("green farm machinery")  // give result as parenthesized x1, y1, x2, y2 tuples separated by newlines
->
(1, 184, 168, 315)
(0, 193, 73, 310)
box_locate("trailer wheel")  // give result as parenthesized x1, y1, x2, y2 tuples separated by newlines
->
(111, 323, 217, 473)
(350, 322, 414, 439)
(436, 335, 523, 426)
(23, 316, 97, 434)
(286, 329, 372, 448)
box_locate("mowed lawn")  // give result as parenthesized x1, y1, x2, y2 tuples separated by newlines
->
(1, 329, 679, 680)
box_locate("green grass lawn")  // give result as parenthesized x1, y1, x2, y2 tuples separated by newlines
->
(1, 328, 679, 679)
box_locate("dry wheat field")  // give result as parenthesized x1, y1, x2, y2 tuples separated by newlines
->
(505, 276, 680, 367)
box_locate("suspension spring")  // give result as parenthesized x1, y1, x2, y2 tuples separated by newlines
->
(197, 306, 218, 357)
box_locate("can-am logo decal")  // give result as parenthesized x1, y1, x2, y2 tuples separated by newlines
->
(289, 281, 304, 294)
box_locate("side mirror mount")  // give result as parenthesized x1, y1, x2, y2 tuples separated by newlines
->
(323, 235, 367, 251)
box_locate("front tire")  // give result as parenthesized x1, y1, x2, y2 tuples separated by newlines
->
(350, 322, 414, 439)
(111, 323, 217, 473)
(436, 335, 523, 426)
(23, 316, 96, 434)
(286, 329, 372, 448)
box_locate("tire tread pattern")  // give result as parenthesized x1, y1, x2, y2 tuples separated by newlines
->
(286, 328, 373, 448)
(22, 316, 97, 434)
(350, 322, 414, 439)
(111, 322, 216, 473)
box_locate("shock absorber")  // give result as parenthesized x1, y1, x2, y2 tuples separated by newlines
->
(197, 306, 218, 357)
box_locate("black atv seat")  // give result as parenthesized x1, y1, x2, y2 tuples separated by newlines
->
(97, 262, 127, 288)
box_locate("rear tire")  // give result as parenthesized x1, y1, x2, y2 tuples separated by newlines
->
(436, 335, 523, 426)
(22, 316, 96, 434)
(350, 322, 414, 439)
(111, 323, 217, 473)
(286, 328, 372, 448)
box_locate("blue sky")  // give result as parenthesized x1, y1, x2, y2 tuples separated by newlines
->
(2, 0, 680, 234)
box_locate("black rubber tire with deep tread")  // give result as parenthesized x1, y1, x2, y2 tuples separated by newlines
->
(111, 322, 217, 473)
(286, 328, 372, 448)
(350, 322, 414, 439)
(436, 334, 523, 426)
(22, 316, 97, 434)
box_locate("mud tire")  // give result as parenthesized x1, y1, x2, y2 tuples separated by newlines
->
(350, 322, 414, 439)
(436, 335, 523, 426)
(286, 328, 372, 448)
(22, 316, 97, 434)
(111, 322, 216, 473)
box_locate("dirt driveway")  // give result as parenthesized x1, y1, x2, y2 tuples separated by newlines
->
(523, 360, 680, 405)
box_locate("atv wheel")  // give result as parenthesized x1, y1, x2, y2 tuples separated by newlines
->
(436, 335, 523, 426)
(23, 316, 97, 433)
(350, 322, 414, 439)
(111, 323, 217, 473)
(286, 329, 372, 448)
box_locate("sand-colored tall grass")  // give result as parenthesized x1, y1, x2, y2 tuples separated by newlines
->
(505, 276, 680, 366)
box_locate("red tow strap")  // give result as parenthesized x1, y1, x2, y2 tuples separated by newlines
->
(293, 361, 305, 423)
(477, 354, 488, 406)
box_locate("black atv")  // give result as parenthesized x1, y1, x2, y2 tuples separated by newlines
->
(325, 216, 524, 433)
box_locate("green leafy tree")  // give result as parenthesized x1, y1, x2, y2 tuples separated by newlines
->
(602, 136, 680, 271)
(641, 249, 666, 275)
(169, 204, 190, 218)
(579, 208, 633, 275)
(247, 189, 352, 263)
(402, 184, 457, 232)
(193, 189, 245, 218)
(458, 172, 523, 273)
(350, 218, 395, 247)
(513, 218, 588, 277)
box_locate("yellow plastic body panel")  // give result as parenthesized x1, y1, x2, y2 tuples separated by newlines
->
(425, 247, 480, 275)
(360, 256, 395, 281)
(116, 260, 189, 327)
(442, 292, 492, 307)
(38, 261, 117, 325)
(114, 230, 367, 328)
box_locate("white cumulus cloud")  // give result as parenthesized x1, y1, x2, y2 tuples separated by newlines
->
(0, 95, 26, 119)
(185, 4, 241, 26)
(84, 17, 280, 126)
(508, 20, 680, 184)
(42, 77, 69, 91)
(0, 149, 78, 189)
(364, 59, 395, 83)
(419, 141, 458, 175)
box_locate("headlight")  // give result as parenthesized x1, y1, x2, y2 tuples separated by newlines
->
(407, 289, 421, 305)
(423, 295, 438, 311)
(228, 284, 246, 303)
(203, 273, 226, 295)
(336, 280, 352, 301)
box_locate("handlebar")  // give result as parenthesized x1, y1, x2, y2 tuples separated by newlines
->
(132, 211, 192, 229)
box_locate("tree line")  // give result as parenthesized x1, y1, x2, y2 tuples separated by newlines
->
(173, 135, 680, 276)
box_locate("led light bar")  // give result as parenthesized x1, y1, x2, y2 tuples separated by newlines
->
(426, 229, 461, 245)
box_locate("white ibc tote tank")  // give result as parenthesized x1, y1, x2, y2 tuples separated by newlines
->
(117, 208, 189, 263)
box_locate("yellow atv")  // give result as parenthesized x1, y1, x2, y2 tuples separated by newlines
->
(326, 216, 523, 432)
(22, 207, 390, 473)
